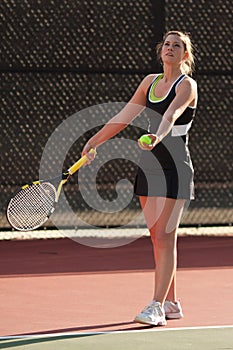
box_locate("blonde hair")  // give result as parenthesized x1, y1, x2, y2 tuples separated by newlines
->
(156, 30, 195, 75)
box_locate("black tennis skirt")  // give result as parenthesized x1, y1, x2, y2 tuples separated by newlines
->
(134, 149, 194, 200)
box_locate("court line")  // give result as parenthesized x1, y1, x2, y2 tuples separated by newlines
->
(1, 325, 233, 340)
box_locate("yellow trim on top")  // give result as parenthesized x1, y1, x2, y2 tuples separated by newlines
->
(149, 74, 164, 102)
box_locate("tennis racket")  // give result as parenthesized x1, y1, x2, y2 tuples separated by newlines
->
(6, 149, 96, 231)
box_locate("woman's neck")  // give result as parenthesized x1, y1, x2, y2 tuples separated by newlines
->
(162, 65, 183, 83)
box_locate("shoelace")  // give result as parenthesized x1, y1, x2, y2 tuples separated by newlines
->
(143, 303, 164, 317)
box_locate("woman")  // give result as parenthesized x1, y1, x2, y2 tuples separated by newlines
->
(82, 30, 198, 326)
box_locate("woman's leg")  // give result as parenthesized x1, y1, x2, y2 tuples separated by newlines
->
(139, 196, 185, 305)
(166, 275, 176, 302)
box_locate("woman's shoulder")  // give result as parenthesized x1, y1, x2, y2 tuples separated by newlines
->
(183, 75, 197, 87)
(178, 75, 197, 93)
(141, 73, 163, 87)
(136, 73, 163, 96)
(177, 75, 198, 106)
(145, 73, 163, 81)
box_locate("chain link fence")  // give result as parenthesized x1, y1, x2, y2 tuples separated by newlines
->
(0, 0, 232, 229)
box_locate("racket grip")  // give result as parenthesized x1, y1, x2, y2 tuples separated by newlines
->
(68, 148, 96, 175)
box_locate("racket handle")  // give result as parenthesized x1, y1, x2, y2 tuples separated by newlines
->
(68, 148, 96, 175)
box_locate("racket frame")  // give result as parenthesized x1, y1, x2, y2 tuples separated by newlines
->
(6, 148, 96, 231)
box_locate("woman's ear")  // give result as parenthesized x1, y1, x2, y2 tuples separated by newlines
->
(183, 51, 189, 61)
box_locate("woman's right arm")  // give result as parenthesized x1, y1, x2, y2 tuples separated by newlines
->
(82, 74, 154, 156)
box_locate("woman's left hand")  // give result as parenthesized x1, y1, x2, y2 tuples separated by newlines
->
(137, 134, 158, 150)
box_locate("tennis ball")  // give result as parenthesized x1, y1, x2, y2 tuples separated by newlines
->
(139, 135, 152, 145)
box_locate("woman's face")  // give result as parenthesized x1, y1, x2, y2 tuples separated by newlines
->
(161, 34, 186, 65)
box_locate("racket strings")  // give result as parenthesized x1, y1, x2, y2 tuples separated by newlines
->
(7, 182, 57, 231)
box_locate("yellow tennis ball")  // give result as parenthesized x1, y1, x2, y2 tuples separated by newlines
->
(139, 135, 152, 145)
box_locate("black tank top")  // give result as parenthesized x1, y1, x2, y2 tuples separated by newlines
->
(146, 73, 196, 139)
(142, 74, 196, 169)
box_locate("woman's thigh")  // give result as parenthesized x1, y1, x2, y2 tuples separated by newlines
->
(139, 196, 186, 234)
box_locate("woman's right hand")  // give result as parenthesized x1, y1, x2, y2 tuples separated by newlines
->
(82, 143, 97, 165)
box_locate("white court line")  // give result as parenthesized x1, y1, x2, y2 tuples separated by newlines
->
(1, 325, 233, 340)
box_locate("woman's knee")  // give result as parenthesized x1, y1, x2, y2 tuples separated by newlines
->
(154, 229, 177, 250)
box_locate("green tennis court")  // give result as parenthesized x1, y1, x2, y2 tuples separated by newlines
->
(1, 327, 233, 350)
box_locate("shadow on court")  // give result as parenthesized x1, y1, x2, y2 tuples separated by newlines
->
(10, 321, 151, 337)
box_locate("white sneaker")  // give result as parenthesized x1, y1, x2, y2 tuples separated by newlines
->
(134, 301, 167, 326)
(164, 300, 183, 319)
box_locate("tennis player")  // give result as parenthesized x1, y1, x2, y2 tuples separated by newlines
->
(82, 30, 198, 326)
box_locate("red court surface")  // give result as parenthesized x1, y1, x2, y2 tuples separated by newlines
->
(0, 235, 233, 336)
